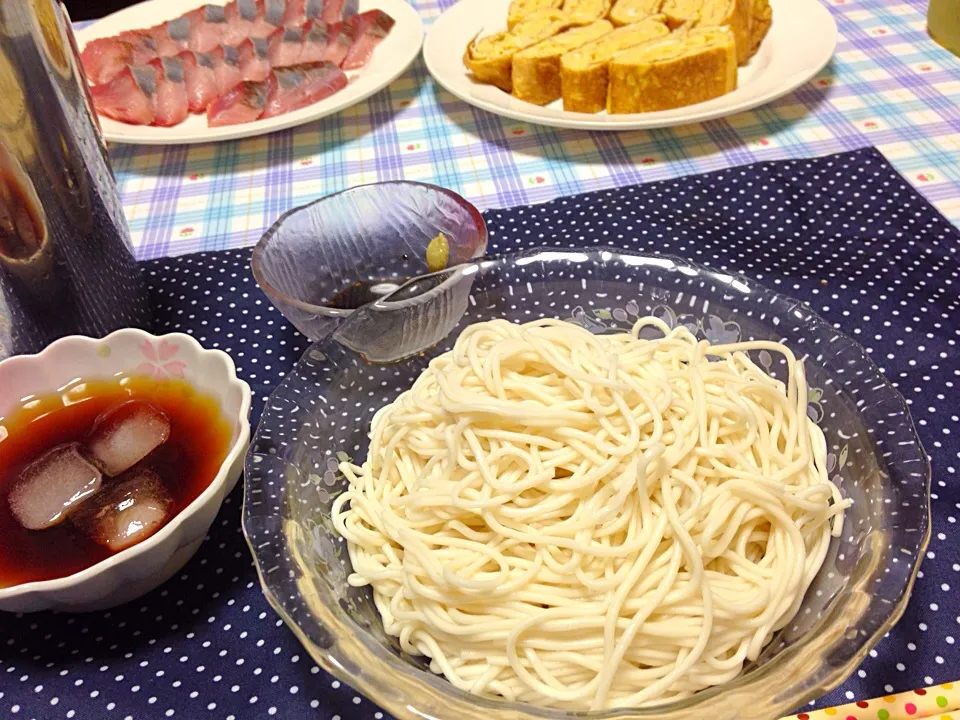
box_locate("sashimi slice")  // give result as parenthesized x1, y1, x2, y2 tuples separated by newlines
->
(89, 66, 156, 125)
(223, 0, 282, 40)
(207, 81, 269, 126)
(183, 5, 229, 53)
(223, 0, 261, 44)
(179, 51, 220, 112)
(147, 19, 190, 56)
(81, 38, 155, 85)
(207, 61, 347, 126)
(284, 0, 324, 25)
(267, 25, 306, 67)
(209, 45, 245, 94)
(341, 9, 394, 70)
(165, 16, 193, 49)
(117, 29, 162, 58)
(283, 0, 307, 25)
(238, 37, 272, 81)
(321, 0, 358, 24)
(321, 21, 354, 65)
(298, 21, 331, 63)
(307, 0, 326, 20)
(262, 61, 347, 117)
(263, 0, 288, 30)
(150, 57, 189, 127)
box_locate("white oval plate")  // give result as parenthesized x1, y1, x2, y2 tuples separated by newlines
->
(423, 0, 836, 131)
(74, 0, 424, 145)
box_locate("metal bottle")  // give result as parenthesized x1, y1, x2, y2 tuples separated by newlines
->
(0, 0, 151, 360)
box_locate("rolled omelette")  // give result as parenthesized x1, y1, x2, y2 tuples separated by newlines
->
(607, 25, 737, 113)
(507, 0, 563, 29)
(562, 0, 614, 25)
(464, 9, 572, 92)
(609, 0, 664, 27)
(748, 0, 772, 59)
(698, 0, 752, 64)
(513, 20, 613, 105)
(559, 16, 669, 112)
(660, 0, 701, 28)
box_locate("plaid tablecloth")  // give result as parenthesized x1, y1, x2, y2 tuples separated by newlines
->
(105, 0, 960, 260)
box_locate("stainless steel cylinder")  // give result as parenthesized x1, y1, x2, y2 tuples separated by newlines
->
(0, 0, 151, 360)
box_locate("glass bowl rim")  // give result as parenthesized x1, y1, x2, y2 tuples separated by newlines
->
(243, 246, 931, 720)
(249, 180, 489, 319)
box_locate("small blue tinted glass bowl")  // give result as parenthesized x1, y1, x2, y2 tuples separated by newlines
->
(250, 181, 488, 341)
(244, 248, 930, 720)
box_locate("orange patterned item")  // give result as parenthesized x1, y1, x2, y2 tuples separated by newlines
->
(781, 682, 959, 720)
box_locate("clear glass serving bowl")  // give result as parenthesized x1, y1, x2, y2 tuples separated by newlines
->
(250, 181, 488, 342)
(243, 248, 930, 720)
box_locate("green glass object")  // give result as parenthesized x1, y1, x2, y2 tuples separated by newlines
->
(929, 0, 960, 57)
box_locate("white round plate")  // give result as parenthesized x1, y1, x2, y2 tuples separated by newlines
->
(74, 0, 424, 145)
(423, 0, 836, 131)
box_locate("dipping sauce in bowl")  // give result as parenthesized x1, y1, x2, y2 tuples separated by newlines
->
(0, 375, 232, 587)
(251, 182, 486, 341)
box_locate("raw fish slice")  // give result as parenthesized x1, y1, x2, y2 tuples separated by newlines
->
(223, 0, 264, 44)
(146, 20, 190, 56)
(183, 4, 230, 52)
(321, 0, 358, 24)
(224, 0, 287, 40)
(149, 57, 190, 126)
(298, 21, 332, 63)
(86, 400, 172, 476)
(80, 38, 137, 85)
(209, 45, 245, 94)
(8, 444, 103, 530)
(267, 25, 306, 67)
(81, 37, 156, 85)
(238, 37, 272, 81)
(321, 21, 355, 65)
(284, 0, 324, 25)
(89, 66, 156, 125)
(262, 61, 347, 117)
(127, 33, 160, 62)
(249, 0, 286, 37)
(165, 16, 193, 49)
(306, 0, 326, 20)
(70, 468, 174, 552)
(341, 9, 394, 70)
(208, 61, 346, 126)
(179, 51, 220, 112)
(117, 29, 162, 58)
(283, 0, 307, 25)
(207, 81, 269, 126)
(260, 0, 287, 32)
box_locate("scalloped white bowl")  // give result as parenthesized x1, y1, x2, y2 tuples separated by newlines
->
(0, 329, 251, 612)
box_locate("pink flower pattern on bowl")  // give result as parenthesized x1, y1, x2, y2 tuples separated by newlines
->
(136, 339, 186, 379)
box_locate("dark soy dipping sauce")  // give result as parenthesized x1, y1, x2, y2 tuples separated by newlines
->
(0, 375, 232, 587)
(326, 278, 401, 310)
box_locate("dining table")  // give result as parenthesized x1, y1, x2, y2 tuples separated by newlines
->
(0, 1, 957, 719)
(110, 0, 960, 260)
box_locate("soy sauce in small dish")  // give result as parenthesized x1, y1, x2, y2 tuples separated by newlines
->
(324, 233, 452, 310)
(326, 279, 401, 310)
(0, 375, 232, 587)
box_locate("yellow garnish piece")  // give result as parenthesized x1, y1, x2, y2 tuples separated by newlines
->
(426, 233, 450, 273)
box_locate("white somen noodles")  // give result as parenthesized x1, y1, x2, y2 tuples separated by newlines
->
(332, 317, 850, 711)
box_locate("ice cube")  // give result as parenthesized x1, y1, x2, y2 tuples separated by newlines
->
(8, 443, 103, 530)
(86, 400, 171, 477)
(70, 468, 174, 552)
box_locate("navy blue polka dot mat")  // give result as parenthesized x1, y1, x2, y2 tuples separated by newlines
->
(1, 147, 957, 720)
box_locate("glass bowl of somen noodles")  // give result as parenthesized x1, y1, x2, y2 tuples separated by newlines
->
(244, 248, 929, 720)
